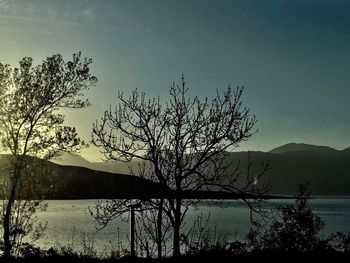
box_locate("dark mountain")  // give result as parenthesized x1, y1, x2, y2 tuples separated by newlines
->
(52, 152, 95, 169)
(0, 156, 264, 200)
(53, 143, 350, 195)
(45, 163, 164, 199)
(269, 143, 340, 156)
(230, 149, 350, 195)
(2, 142, 350, 198)
(0, 155, 163, 199)
(57, 143, 350, 195)
(343, 147, 350, 155)
(54, 149, 350, 196)
(52, 152, 141, 174)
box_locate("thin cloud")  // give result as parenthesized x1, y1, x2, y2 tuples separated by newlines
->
(81, 8, 95, 21)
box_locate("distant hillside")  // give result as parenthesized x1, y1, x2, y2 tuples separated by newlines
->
(45, 163, 165, 199)
(52, 152, 94, 169)
(0, 155, 163, 199)
(269, 143, 341, 155)
(343, 147, 350, 155)
(53, 148, 350, 196)
(0, 156, 266, 200)
(52, 152, 141, 174)
(230, 149, 350, 195)
(53, 143, 350, 195)
(3, 142, 350, 197)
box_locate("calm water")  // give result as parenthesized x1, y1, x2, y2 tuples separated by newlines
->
(31, 198, 350, 254)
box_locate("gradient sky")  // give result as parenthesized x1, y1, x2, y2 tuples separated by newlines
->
(0, 0, 349, 161)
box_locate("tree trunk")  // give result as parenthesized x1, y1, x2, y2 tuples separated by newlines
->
(3, 172, 19, 258)
(172, 198, 182, 257)
(157, 199, 163, 259)
(130, 206, 136, 257)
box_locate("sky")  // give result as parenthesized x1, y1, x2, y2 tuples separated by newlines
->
(0, 0, 349, 162)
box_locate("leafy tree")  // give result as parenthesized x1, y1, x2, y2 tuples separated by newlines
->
(0, 52, 97, 257)
(92, 76, 268, 257)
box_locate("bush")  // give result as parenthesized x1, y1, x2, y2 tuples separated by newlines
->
(248, 184, 325, 252)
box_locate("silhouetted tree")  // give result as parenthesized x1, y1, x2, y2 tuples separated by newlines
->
(92, 76, 268, 257)
(247, 184, 325, 252)
(134, 200, 173, 258)
(0, 159, 49, 256)
(0, 52, 97, 257)
(91, 163, 173, 258)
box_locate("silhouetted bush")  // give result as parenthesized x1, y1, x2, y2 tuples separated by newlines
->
(247, 184, 326, 252)
(327, 231, 350, 254)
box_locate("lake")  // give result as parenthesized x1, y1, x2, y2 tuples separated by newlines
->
(32, 198, 350, 255)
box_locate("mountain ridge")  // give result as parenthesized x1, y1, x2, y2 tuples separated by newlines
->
(13, 142, 350, 196)
(52, 142, 350, 173)
(268, 143, 344, 155)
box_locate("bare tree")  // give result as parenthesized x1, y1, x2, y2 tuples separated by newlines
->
(92, 75, 268, 257)
(0, 52, 97, 257)
(134, 199, 173, 258)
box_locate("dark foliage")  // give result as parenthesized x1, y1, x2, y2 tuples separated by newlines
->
(247, 184, 326, 252)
